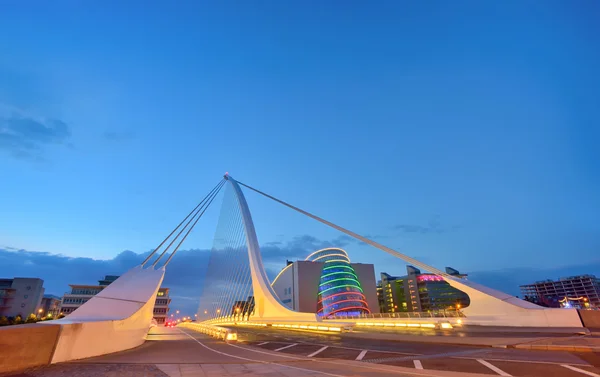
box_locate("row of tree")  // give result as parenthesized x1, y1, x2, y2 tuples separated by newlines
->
(0, 314, 65, 326)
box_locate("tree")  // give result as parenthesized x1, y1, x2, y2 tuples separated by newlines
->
(13, 315, 23, 325)
(25, 314, 38, 323)
(0, 316, 8, 326)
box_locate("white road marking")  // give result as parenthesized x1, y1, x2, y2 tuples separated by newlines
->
(562, 365, 600, 377)
(274, 343, 298, 352)
(308, 346, 329, 357)
(257, 341, 269, 346)
(178, 329, 344, 377)
(229, 340, 474, 377)
(477, 359, 512, 376)
(414, 360, 423, 369)
(456, 356, 590, 367)
(356, 350, 368, 361)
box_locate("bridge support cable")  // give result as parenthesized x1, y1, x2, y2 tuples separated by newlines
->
(141, 178, 225, 267)
(230, 177, 449, 278)
(152, 179, 226, 268)
(161, 180, 226, 268)
(197, 182, 255, 323)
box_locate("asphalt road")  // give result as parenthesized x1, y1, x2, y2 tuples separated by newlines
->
(226, 325, 600, 377)
(13, 326, 600, 377)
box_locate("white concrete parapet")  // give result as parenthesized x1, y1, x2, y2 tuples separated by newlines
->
(40, 265, 165, 363)
(180, 322, 238, 341)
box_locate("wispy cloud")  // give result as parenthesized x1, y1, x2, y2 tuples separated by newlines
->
(0, 104, 72, 161)
(103, 131, 135, 142)
(393, 216, 460, 235)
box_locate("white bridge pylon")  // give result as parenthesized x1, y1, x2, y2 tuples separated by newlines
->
(225, 176, 584, 329)
(227, 176, 317, 322)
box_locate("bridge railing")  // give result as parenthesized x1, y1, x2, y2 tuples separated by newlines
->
(323, 310, 465, 320)
(179, 322, 238, 341)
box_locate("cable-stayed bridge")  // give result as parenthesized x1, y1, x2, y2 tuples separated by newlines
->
(195, 175, 582, 328)
(2, 174, 595, 376)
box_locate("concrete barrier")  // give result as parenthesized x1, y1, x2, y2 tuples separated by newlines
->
(41, 265, 164, 363)
(179, 322, 238, 341)
(0, 323, 61, 374)
(578, 310, 600, 330)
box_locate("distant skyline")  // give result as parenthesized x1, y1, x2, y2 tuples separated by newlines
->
(1, 2, 599, 315)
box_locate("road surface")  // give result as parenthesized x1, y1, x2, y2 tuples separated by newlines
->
(12, 325, 600, 377)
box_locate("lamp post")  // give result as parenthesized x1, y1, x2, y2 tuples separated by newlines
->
(38, 308, 43, 319)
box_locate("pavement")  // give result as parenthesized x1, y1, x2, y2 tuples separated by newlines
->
(7, 325, 600, 377)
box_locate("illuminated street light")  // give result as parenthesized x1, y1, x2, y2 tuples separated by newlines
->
(204, 310, 208, 314)
(176, 310, 180, 314)
(216, 309, 221, 314)
(194, 314, 198, 317)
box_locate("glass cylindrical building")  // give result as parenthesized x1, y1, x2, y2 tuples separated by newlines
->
(306, 248, 370, 318)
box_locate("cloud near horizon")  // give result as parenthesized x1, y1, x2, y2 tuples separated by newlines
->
(0, 235, 363, 315)
(2, 237, 599, 315)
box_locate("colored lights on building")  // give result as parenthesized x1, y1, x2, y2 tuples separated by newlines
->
(416, 275, 444, 282)
(307, 248, 370, 318)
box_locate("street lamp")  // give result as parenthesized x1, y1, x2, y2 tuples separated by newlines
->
(176, 310, 180, 314)
(216, 309, 221, 314)
(38, 308, 43, 319)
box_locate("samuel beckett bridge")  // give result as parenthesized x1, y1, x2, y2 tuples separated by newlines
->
(2, 175, 599, 377)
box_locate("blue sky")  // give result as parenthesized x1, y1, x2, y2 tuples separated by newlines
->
(1, 1, 599, 314)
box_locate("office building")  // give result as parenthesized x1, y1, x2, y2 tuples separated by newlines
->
(0, 277, 45, 318)
(154, 287, 171, 324)
(61, 275, 172, 324)
(376, 282, 385, 312)
(40, 294, 62, 318)
(380, 266, 470, 313)
(520, 275, 600, 309)
(271, 248, 379, 317)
